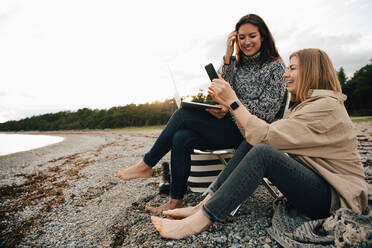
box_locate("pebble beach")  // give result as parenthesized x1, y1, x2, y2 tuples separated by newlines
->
(1, 121, 371, 248)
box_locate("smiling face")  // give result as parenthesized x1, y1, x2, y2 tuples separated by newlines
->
(237, 23, 262, 56)
(284, 56, 299, 95)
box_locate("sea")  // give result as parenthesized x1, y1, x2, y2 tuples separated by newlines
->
(0, 134, 64, 156)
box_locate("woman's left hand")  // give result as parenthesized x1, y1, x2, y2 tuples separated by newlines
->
(208, 75, 239, 108)
(205, 105, 229, 119)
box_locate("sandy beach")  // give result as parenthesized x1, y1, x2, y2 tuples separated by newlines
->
(1, 121, 371, 247)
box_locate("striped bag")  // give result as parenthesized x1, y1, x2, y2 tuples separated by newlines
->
(187, 152, 232, 193)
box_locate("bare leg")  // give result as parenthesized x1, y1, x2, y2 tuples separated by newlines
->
(151, 209, 212, 240)
(116, 160, 152, 180)
(162, 194, 211, 219)
(145, 198, 183, 214)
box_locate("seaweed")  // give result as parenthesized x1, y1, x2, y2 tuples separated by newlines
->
(0, 152, 96, 247)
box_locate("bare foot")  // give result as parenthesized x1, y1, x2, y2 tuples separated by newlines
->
(151, 210, 212, 239)
(145, 198, 183, 214)
(116, 160, 152, 180)
(162, 206, 197, 219)
(163, 194, 211, 219)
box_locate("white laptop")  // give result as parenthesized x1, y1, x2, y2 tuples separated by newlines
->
(168, 66, 222, 110)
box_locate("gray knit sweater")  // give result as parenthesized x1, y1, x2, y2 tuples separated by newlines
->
(218, 52, 286, 123)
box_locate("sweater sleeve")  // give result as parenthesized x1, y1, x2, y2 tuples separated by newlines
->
(240, 61, 286, 123)
(217, 56, 236, 82)
(244, 98, 339, 149)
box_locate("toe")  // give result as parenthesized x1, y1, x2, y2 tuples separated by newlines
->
(145, 205, 160, 213)
(162, 210, 170, 216)
(145, 205, 153, 212)
(151, 216, 162, 230)
(116, 170, 124, 178)
(115, 171, 121, 178)
(162, 210, 176, 217)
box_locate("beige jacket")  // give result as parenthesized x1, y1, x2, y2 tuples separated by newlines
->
(244, 89, 368, 214)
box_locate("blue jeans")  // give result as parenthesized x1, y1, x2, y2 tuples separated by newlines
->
(203, 143, 331, 220)
(143, 108, 243, 199)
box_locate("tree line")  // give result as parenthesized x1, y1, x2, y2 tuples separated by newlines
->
(0, 100, 177, 131)
(0, 60, 370, 131)
(338, 60, 372, 116)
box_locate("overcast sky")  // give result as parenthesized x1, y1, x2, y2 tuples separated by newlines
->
(1, 0, 371, 123)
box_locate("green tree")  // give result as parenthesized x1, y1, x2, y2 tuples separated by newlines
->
(337, 67, 347, 89)
(191, 90, 206, 103)
(191, 90, 217, 105)
(343, 60, 372, 116)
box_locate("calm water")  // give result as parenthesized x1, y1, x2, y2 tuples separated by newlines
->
(0, 134, 64, 156)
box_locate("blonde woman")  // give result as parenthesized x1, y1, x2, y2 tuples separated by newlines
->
(151, 48, 368, 239)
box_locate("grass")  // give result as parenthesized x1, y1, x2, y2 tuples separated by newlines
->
(97, 119, 372, 133)
(110, 118, 372, 132)
(352, 118, 372, 123)
(107, 125, 165, 133)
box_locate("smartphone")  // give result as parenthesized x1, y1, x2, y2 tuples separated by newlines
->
(205, 63, 218, 81)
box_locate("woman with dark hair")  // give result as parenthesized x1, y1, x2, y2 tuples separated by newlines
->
(152, 48, 368, 239)
(116, 14, 286, 213)
(233, 14, 280, 67)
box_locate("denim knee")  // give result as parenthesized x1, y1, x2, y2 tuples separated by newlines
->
(172, 129, 192, 149)
(171, 108, 190, 122)
(248, 144, 272, 164)
(250, 144, 280, 171)
(251, 143, 274, 154)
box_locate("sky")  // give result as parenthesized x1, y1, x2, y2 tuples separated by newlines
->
(0, 0, 371, 123)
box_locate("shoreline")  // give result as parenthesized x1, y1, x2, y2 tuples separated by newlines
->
(0, 133, 65, 157)
(0, 122, 371, 247)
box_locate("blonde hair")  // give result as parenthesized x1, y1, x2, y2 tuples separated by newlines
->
(290, 48, 342, 102)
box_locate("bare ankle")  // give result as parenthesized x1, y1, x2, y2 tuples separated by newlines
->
(116, 160, 152, 180)
(169, 198, 183, 208)
(145, 198, 183, 214)
(197, 194, 211, 206)
(137, 160, 151, 169)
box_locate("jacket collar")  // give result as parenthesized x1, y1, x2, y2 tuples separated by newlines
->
(308, 89, 347, 103)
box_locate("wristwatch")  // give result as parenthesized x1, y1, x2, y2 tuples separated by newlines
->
(229, 100, 241, 110)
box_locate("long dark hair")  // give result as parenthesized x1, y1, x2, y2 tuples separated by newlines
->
(235, 14, 281, 67)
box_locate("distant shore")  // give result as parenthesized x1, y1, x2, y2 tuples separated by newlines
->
(0, 121, 371, 247)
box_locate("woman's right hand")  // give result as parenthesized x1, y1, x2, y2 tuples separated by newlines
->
(208, 75, 238, 108)
(225, 31, 237, 63)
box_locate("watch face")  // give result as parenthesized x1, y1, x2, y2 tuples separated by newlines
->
(230, 101, 240, 110)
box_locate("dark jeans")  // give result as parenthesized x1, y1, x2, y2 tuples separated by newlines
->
(143, 108, 243, 199)
(203, 143, 331, 221)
